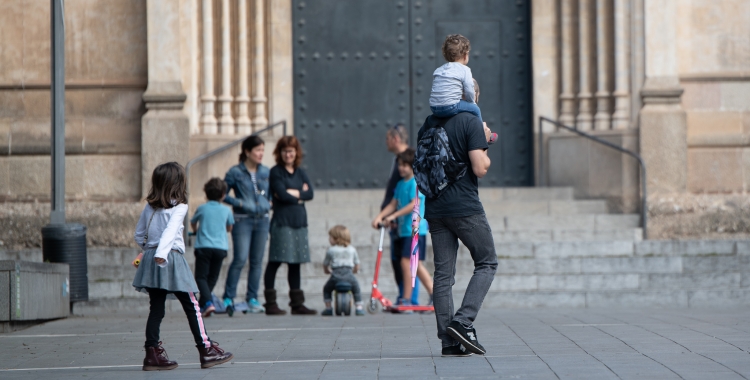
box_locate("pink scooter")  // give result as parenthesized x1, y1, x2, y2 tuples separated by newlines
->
(367, 225, 435, 314)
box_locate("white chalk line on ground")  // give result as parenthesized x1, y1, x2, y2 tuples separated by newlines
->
(0, 326, 417, 339)
(0, 354, 540, 371)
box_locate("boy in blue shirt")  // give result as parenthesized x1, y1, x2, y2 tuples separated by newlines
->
(191, 178, 235, 317)
(373, 148, 433, 308)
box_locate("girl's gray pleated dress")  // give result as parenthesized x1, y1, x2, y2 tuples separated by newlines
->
(132, 249, 199, 296)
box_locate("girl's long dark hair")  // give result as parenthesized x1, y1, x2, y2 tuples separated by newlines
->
(239, 135, 265, 162)
(146, 162, 188, 209)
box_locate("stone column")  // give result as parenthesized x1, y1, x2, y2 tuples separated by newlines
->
(612, 0, 631, 129)
(218, 0, 235, 134)
(639, 0, 686, 194)
(593, 0, 612, 130)
(200, 0, 217, 134)
(576, 0, 595, 130)
(559, 0, 577, 127)
(235, 0, 252, 135)
(252, 0, 269, 130)
(141, 0, 189, 196)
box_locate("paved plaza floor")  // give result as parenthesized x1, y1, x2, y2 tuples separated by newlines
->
(1, 307, 749, 379)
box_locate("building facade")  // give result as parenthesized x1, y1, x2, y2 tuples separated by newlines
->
(0, 0, 748, 247)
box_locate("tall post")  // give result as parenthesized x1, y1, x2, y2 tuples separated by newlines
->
(252, 0, 268, 130)
(559, 0, 578, 127)
(50, 0, 65, 224)
(44, 0, 89, 306)
(576, 0, 595, 131)
(236, 0, 252, 134)
(218, 0, 235, 134)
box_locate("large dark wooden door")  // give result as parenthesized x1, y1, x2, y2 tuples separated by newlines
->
(293, 0, 533, 189)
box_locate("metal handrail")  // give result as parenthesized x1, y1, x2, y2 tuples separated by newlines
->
(184, 120, 287, 241)
(538, 116, 648, 239)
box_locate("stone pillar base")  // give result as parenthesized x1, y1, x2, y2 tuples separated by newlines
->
(639, 77, 687, 195)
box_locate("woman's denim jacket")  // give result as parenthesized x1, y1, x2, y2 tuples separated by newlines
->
(223, 163, 272, 217)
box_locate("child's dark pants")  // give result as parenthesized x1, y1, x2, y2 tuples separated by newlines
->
(146, 288, 210, 348)
(323, 267, 362, 302)
(194, 248, 227, 307)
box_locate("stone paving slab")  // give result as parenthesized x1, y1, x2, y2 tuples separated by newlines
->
(1, 307, 749, 379)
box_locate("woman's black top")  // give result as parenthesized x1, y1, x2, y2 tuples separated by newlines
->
(269, 165, 314, 228)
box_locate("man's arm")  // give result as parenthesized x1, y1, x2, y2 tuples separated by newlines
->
(468, 122, 492, 178)
(468, 149, 491, 178)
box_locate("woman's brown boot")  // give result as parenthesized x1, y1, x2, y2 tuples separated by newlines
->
(143, 342, 178, 371)
(289, 289, 317, 315)
(264, 289, 287, 315)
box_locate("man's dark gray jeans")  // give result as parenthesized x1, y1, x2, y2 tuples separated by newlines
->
(427, 214, 497, 348)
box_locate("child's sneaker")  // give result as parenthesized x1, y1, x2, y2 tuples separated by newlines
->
(488, 132, 498, 145)
(355, 309, 365, 316)
(247, 298, 265, 314)
(202, 301, 215, 318)
(392, 299, 413, 314)
(223, 298, 234, 317)
(321, 308, 333, 316)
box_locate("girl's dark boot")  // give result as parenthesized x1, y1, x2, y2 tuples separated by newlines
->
(197, 341, 233, 369)
(289, 289, 318, 315)
(143, 343, 178, 371)
(264, 289, 287, 315)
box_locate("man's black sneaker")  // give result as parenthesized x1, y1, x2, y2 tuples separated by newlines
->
(441, 344, 473, 357)
(446, 320, 486, 355)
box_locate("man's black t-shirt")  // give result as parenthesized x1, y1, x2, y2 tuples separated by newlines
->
(417, 113, 488, 219)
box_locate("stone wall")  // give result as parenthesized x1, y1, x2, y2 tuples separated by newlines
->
(0, 0, 147, 202)
(677, 0, 750, 194)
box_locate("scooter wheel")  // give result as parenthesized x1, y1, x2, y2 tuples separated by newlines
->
(367, 299, 380, 314)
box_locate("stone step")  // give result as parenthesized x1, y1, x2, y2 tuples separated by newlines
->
(305, 199, 609, 219)
(312, 187, 575, 204)
(73, 287, 750, 314)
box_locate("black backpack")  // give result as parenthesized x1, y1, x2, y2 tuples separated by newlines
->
(413, 118, 467, 199)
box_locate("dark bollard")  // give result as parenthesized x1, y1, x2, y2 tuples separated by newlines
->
(42, 223, 88, 303)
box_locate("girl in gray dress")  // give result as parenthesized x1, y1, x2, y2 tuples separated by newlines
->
(132, 162, 233, 371)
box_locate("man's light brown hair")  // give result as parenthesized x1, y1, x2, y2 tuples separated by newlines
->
(442, 34, 471, 62)
(328, 225, 351, 247)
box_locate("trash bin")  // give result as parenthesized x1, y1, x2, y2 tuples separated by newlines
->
(42, 223, 88, 302)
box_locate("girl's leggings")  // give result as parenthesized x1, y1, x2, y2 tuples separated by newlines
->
(146, 288, 211, 348)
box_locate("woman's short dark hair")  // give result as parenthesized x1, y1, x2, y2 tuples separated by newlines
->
(442, 34, 471, 62)
(397, 147, 416, 166)
(273, 136, 303, 168)
(239, 135, 265, 162)
(204, 178, 227, 201)
(146, 162, 188, 209)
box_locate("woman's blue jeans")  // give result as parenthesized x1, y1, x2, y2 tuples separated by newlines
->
(223, 215, 269, 301)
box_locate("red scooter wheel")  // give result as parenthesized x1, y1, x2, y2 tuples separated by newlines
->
(367, 299, 380, 314)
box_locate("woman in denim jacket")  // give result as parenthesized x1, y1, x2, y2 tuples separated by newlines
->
(221, 135, 272, 315)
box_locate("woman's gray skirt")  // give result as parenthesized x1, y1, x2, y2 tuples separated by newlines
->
(268, 224, 310, 263)
(132, 248, 199, 297)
